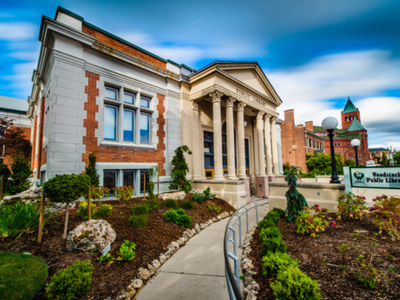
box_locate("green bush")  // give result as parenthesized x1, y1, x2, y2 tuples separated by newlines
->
(203, 187, 216, 199)
(262, 252, 299, 278)
(191, 192, 206, 203)
(148, 181, 155, 198)
(272, 207, 286, 219)
(84, 152, 99, 186)
(5, 153, 32, 195)
(270, 266, 321, 300)
(267, 211, 280, 225)
(163, 209, 192, 228)
(43, 174, 91, 204)
(179, 200, 194, 209)
(260, 227, 282, 241)
(117, 240, 136, 261)
(169, 145, 192, 192)
(45, 260, 93, 300)
(131, 204, 149, 216)
(258, 217, 277, 230)
(164, 199, 178, 208)
(0, 164, 11, 186)
(261, 238, 287, 255)
(208, 203, 222, 214)
(128, 215, 148, 228)
(144, 199, 160, 211)
(0, 202, 40, 237)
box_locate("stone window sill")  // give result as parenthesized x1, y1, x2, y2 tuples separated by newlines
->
(100, 141, 156, 150)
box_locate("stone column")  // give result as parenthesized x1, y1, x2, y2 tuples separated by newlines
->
(264, 114, 273, 176)
(190, 100, 200, 180)
(236, 101, 247, 178)
(252, 117, 259, 176)
(257, 111, 266, 176)
(271, 117, 280, 176)
(209, 90, 224, 180)
(226, 97, 237, 180)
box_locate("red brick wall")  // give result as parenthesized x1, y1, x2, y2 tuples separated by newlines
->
(305, 121, 313, 132)
(82, 25, 166, 70)
(341, 110, 361, 129)
(36, 97, 46, 179)
(83, 71, 166, 176)
(323, 133, 369, 165)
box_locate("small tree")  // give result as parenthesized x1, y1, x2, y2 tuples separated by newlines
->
(5, 153, 32, 195)
(394, 152, 400, 166)
(0, 117, 31, 161)
(85, 153, 100, 186)
(344, 159, 356, 167)
(285, 166, 308, 222)
(382, 152, 388, 166)
(43, 174, 91, 238)
(147, 166, 158, 199)
(169, 145, 192, 192)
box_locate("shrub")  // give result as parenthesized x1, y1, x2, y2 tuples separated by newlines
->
(272, 207, 286, 219)
(163, 209, 192, 228)
(114, 186, 134, 204)
(131, 204, 149, 216)
(267, 211, 280, 225)
(270, 266, 321, 300)
(128, 215, 148, 228)
(262, 252, 299, 278)
(337, 192, 368, 221)
(96, 204, 113, 218)
(84, 186, 110, 201)
(45, 260, 93, 300)
(0, 164, 11, 185)
(208, 203, 222, 214)
(77, 202, 113, 220)
(261, 238, 287, 255)
(169, 145, 192, 192)
(164, 198, 178, 208)
(191, 192, 206, 203)
(44, 174, 91, 204)
(5, 153, 32, 195)
(285, 166, 308, 222)
(85, 153, 100, 186)
(0, 202, 40, 237)
(372, 195, 400, 241)
(148, 181, 155, 198)
(203, 187, 216, 200)
(260, 227, 282, 241)
(179, 200, 194, 210)
(258, 217, 277, 230)
(144, 199, 160, 211)
(117, 240, 136, 261)
(296, 206, 329, 238)
(97, 253, 114, 266)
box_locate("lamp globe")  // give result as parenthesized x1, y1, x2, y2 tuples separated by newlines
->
(321, 117, 338, 130)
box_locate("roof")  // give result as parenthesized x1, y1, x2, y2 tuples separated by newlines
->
(322, 132, 363, 141)
(369, 147, 390, 152)
(0, 95, 29, 114)
(347, 118, 365, 132)
(342, 97, 358, 113)
(313, 126, 346, 134)
(54, 7, 194, 71)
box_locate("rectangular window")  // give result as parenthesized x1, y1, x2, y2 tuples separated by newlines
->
(140, 112, 150, 144)
(124, 92, 135, 104)
(140, 96, 150, 108)
(105, 87, 118, 101)
(104, 170, 117, 191)
(40, 171, 46, 185)
(245, 139, 250, 169)
(204, 131, 214, 169)
(104, 105, 117, 141)
(123, 109, 135, 142)
(123, 170, 135, 188)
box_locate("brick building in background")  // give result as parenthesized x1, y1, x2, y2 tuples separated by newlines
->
(0, 95, 31, 167)
(280, 109, 325, 171)
(313, 98, 369, 165)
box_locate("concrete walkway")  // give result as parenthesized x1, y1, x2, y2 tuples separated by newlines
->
(137, 197, 268, 300)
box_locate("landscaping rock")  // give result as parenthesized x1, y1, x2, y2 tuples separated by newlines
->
(194, 223, 201, 233)
(217, 215, 222, 220)
(47, 201, 76, 214)
(245, 269, 257, 276)
(115, 290, 130, 300)
(159, 254, 166, 264)
(3, 188, 43, 203)
(244, 276, 253, 286)
(207, 220, 213, 225)
(148, 264, 156, 275)
(66, 220, 116, 252)
(187, 229, 195, 238)
(171, 241, 180, 250)
(137, 268, 151, 280)
(247, 281, 260, 292)
(158, 191, 186, 201)
(192, 228, 196, 235)
(152, 259, 161, 269)
(183, 231, 191, 241)
(127, 285, 136, 299)
(178, 237, 185, 245)
(212, 217, 217, 222)
(200, 223, 208, 230)
(246, 290, 258, 300)
(131, 279, 143, 289)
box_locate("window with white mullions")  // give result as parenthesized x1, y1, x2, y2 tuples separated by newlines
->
(140, 112, 150, 144)
(104, 105, 117, 141)
(123, 109, 135, 142)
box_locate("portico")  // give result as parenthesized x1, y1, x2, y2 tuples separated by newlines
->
(181, 62, 282, 208)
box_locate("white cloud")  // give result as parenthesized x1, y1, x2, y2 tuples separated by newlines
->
(0, 22, 37, 41)
(1, 62, 36, 98)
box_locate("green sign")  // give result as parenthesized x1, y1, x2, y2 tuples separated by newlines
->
(350, 166, 400, 189)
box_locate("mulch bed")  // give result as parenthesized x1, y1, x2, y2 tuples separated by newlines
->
(248, 215, 400, 299)
(0, 195, 234, 300)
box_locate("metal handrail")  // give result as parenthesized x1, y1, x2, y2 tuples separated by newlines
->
(224, 198, 269, 300)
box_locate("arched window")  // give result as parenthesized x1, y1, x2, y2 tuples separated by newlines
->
(349, 116, 352, 121)
(345, 116, 348, 122)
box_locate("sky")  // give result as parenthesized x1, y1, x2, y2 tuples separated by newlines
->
(1, 0, 399, 150)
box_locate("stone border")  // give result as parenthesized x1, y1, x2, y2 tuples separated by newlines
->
(241, 225, 260, 300)
(111, 210, 234, 300)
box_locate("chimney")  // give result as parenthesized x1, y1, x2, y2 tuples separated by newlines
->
(297, 124, 304, 128)
(284, 109, 295, 125)
(305, 121, 314, 132)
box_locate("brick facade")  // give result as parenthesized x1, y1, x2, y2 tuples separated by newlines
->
(36, 97, 46, 179)
(82, 24, 167, 70)
(83, 71, 166, 176)
(341, 110, 361, 129)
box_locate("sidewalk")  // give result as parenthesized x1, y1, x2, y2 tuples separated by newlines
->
(137, 197, 268, 300)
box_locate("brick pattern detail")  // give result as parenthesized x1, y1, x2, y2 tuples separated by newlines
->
(83, 71, 166, 176)
(36, 97, 46, 179)
(82, 24, 166, 70)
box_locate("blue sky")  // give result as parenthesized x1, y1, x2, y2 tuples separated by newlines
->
(1, 0, 399, 150)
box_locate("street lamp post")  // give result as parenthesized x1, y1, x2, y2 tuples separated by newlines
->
(322, 117, 341, 184)
(351, 139, 361, 167)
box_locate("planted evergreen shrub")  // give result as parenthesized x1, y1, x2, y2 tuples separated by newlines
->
(191, 192, 206, 203)
(179, 200, 194, 210)
(270, 266, 321, 300)
(259, 227, 282, 241)
(261, 238, 287, 255)
(131, 204, 149, 216)
(45, 260, 93, 300)
(144, 199, 160, 211)
(272, 208, 286, 219)
(258, 217, 277, 230)
(0, 164, 11, 186)
(266, 211, 280, 225)
(262, 252, 299, 278)
(5, 153, 32, 195)
(169, 145, 192, 192)
(164, 199, 178, 208)
(163, 209, 192, 228)
(285, 166, 308, 222)
(84, 152, 99, 186)
(128, 215, 148, 228)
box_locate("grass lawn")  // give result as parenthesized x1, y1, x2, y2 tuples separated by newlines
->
(0, 251, 48, 300)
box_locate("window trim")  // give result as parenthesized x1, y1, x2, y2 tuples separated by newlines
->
(104, 105, 118, 141)
(105, 86, 119, 101)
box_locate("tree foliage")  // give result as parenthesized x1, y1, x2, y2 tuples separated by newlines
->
(85, 153, 99, 186)
(306, 153, 344, 175)
(344, 159, 356, 167)
(169, 145, 192, 192)
(5, 153, 32, 195)
(0, 117, 31, 160)
(43, 174, 91, 204)
(381, 152, 388, 166)
(285, 166, 308, 222)
(394, 152, 400, 166)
